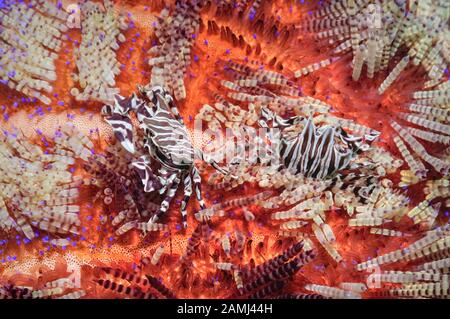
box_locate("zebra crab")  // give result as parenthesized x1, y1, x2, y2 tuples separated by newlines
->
(102, 85, 229, 231)
(258, 108, 380, 178)
(256, 108, 382, 203)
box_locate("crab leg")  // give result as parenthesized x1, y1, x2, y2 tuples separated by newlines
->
(192, 167, 206, 211)
(149, 174, 180, 225)
(131, 155, 163, 193)
(180, 173, 193, 228)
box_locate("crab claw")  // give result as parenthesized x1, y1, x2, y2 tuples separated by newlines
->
(131, 156, 162, 193)
(105, 113, 135, 153)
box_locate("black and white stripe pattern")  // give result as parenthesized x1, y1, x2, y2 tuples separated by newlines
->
(329, 173, 379, 204)
(180, 174, 193, 228)
(281, 118, 354, 179)
(150, 175, 181, 224)
(259, 108, 378, 179)
(102, 93, 142, 154)
(131, 155, 162, 193)
(139, 92, 195, 170)
(102, 85, 228, 230)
